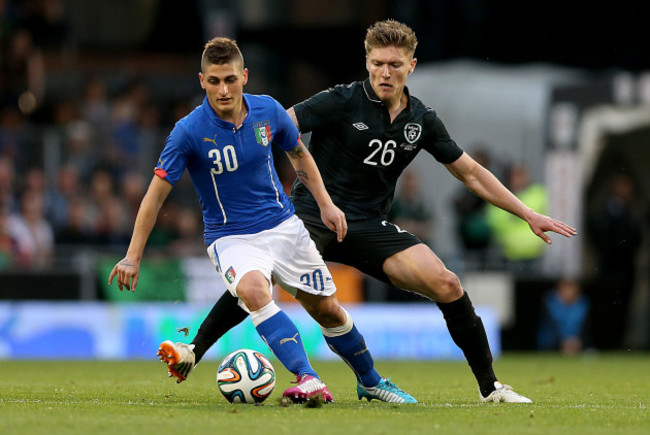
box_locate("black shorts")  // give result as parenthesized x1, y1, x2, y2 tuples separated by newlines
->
(297, 212, 422, 283)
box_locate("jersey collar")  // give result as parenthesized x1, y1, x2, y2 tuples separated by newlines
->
(362, 78, 382, 103)
(201, 94, 251, 129)
(362, 78, 413, 112)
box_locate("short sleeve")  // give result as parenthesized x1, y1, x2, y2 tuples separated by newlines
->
(271, 99, 300, 152)
(421, 113, 464, 164)
(154, 123, 190, 186)
(293, 86, 347, 133)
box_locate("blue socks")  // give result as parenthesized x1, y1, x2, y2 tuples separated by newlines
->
(252, 302, 317, 379)
(322, 311, 381, 388)
(252, 302, 382, 388)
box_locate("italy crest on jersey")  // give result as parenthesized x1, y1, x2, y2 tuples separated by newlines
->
(253, 121, 272, 146)
(404, 123, 422, 144)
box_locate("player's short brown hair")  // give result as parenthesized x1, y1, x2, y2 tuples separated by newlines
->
(201, 37, 244, 72)
(364, 19, 418, 56)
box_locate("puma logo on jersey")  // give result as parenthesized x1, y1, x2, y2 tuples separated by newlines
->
(352, 122, 369, 130)
(203, 134, 218, 146)
(279, 333, 299, 345)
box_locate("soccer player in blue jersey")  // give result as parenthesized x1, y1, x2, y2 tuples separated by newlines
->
(108, 37, 415, 404)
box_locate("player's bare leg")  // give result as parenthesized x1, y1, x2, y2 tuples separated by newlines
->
(384, 244, 532, 403)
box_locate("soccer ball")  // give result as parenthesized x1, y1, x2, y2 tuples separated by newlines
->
(217, 349, 276, 404)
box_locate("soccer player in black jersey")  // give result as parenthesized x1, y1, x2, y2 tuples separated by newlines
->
(162, 19, 577, 403)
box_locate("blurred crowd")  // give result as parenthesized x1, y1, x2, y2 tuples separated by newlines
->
(1, 0, 206, 269)
(2, 2, 648, 351)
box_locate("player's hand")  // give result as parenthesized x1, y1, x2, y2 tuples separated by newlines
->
(527, 212, 577, 244)
(108, 257, 141, 291)
(320, 203, 348, 242)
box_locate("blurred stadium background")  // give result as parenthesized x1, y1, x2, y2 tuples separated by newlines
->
(1, 0, 649, 362)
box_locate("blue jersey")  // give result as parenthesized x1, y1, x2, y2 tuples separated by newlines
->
(155, 94, 299, 244)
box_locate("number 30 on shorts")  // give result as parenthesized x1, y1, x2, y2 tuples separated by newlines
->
(300, 269, 325, 291)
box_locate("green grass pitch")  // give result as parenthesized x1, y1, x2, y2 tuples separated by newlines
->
(2, 353, 649, 434)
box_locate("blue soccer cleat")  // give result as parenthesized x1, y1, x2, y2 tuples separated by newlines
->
(357, 377, 417, 403)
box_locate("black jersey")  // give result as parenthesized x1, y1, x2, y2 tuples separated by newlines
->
(291, 79, 464, 220)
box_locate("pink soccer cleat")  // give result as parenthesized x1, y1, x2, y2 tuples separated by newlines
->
(282, 374, 333, 403)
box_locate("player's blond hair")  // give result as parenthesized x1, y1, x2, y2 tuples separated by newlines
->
(201, 37, 244, 72)
(364, 19, 418, 57)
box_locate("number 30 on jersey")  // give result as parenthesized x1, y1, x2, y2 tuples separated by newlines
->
(209, 146, 239, 174)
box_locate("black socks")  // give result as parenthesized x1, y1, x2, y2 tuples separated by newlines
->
(436, 291, 497, 397)
(191, 291, 249, 363)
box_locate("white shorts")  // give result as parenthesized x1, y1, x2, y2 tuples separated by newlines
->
(206, 215, 337, 306)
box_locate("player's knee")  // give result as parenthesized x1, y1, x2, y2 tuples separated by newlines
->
(435, 270, 463, 303)
(236, 273, 271, 311)
(416, 270, 462, 303)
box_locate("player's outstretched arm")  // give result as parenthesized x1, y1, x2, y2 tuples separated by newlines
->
(108, 175, 173, 290)
(445, 152, 577, 244)
(286, 140, 347, 241)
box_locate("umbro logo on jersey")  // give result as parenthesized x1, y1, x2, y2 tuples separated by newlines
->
(352, 122, 369, 130)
